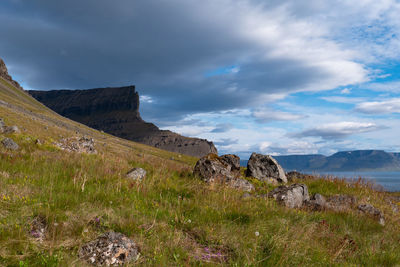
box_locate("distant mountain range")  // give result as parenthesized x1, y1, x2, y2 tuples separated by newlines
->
(242, 150, 400, 172)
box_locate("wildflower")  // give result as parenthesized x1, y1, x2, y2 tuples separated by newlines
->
(255, 231, 260, 237)
(187, 219, 191, 223)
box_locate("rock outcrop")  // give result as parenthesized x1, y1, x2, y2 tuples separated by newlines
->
(78, 231, 140, 266)
(0, 58, 23, 90)
(28, 86, 217, 157)
(193, 153, 254, 191)
(246, 153, 287, 184)
(268, 184, 309, 208)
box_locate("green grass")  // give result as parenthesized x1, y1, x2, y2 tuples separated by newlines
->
(0, 78, 400, 266)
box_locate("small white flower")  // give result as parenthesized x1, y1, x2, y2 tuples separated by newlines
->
(187, 219, 191, 223)
(83, 228, 88, 233)
(255, 231, 260, 237)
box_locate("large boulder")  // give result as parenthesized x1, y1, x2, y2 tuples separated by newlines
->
(269, 184, 309, 208)
(4, 125, 20, 134)
(193, 154, 240, 183)
(305, 193, 327, 211)
(193, 153, 254, 191)
(1, 138, 19, 150)
(358, 204, 385, 226)
(54, 136, 96, 154)
(246, 153, 287, 184)
(78, 231, 140, 266)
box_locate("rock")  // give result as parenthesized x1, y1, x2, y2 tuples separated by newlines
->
(325, 195, 357, 212)
(358, 204, 385, 226)
(78, 231, 140, 266)
(229, 178, 255, 192)
(0, 118, 4, 133)
(269, 184, 309, 208)
(193, 153, 240, 183)
(30, 215, 47, 241)
(220, 154, 241, 171)
(0, 58, 23, 90)
(246, 153, 287, 184)
(1, 138, 19, 150)
(54, 136, 96, 154)
(4, 125, 20, 134)
(306, 193, 326, 211)
(35, 139, 43, 145)
(126, 168, 146, 181)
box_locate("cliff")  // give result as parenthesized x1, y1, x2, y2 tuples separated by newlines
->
(28, 86, 217, 157)
(0, 58, 23, 90)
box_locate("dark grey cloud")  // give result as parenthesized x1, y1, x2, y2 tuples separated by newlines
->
(0, 0, 365, 125)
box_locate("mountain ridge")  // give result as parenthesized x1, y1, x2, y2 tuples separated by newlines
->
(28, 86, 217, 157)
(273, 150, 400, 172)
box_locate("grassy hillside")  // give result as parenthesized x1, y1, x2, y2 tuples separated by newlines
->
(0, 77, 400, 266)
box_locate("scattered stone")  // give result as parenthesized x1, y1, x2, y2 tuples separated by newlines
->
(4, 125, 20, 134)
(35, 139, 43, 145)
(78, 231, 140, 266)
(54, 136, 96, 154)
(126, 167, 147, 181)
(193, 153, 240, 183)
(170, 157, 175, 160)
(306, 193, 326, 211)
(358, 204, 385, 226)
(1, 137, 19, 150)
(269, 184, 309, 208)
(229, 178, 255, 192)
(30, 215, 47, 241)
(246, 153, 287, 184)
(325, 195, 357, 212)
(0, 118, 4, 133)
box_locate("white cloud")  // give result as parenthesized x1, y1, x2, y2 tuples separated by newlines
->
(293, 121, 382, 139)
(252, 109, 305, 123)
(355, 98, 400, 114)
(341, 88, 351, 94)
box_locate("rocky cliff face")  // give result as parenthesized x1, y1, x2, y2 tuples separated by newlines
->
(28, 86, 217, 157)
(0, 58, 23, 90)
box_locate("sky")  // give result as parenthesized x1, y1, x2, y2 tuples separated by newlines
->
(1, 0, 400, 158)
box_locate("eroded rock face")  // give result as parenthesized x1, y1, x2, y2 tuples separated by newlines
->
(269, 184, 309, 208)
(126, 168, 146, 181)
(0, 58, 23, 90)
(0, 118, 4, 133)
(28, 87, 217, 157)
(78, 231, 139, 266)
(54, 136, 96, 154)
(246, 153, 287, 184)
(1, 138, 19, 150)
(358, 204, 385, 226)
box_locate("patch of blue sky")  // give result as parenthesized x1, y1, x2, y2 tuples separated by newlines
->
(204, 65, 240, 77)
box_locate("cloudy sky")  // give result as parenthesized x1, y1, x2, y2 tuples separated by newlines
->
(1, 0, 400, 158)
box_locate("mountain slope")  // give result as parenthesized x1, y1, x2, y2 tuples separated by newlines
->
(275, 150, 400, 171)
(28, 87, 217, 157)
